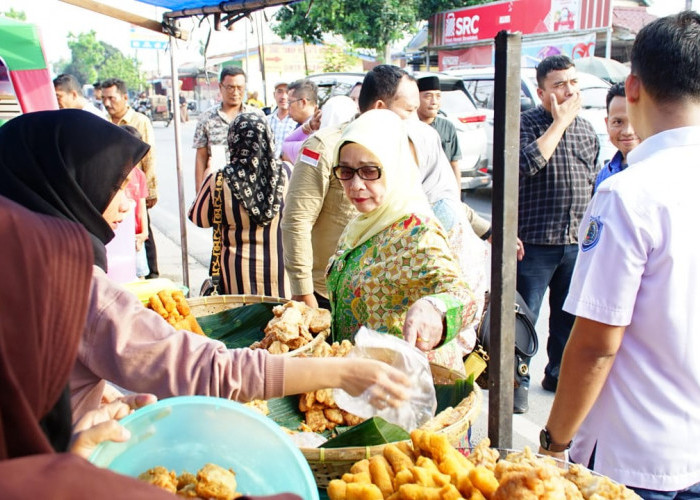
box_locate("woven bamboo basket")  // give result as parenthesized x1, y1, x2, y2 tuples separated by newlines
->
(186, 294, 329, 357)
(301, 365, 483, 488)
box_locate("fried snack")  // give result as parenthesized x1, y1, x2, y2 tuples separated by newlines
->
(175, 483, 199, 498)
(195, 463, 239, 500)
(298, 340, 362, 431)
(254, 301, 331, 355)
(138, 466, 178, 493)
(384, 443, 415, 475)
(469, 465, 500, 499)
(468, 438, 500, 471)
(268, 340, 290, 354)
(305, 409, 331, 432)
(369, 455, 395, 498)
(342, 411, 365, 426)
(414, 457, 451, 487)
(564, 464, 640, 500)
(243, 399, 269, 416)
(345, 482, 384, 500)
(395, 483, 462, 500)
(328, 479, 348, 500)
(325, 408, 345, 425)
(146, 290, 205, 335)
(176, 471, 197, 490)
(493, 465, 583, 500)
(343, 459, 372, 485)
(309, 307, 332, 332)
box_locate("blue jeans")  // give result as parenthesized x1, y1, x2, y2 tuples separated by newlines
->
(632, 483, 700, 499)
(516, 243, 578, 388)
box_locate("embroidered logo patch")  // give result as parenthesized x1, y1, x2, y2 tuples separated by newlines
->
(581, 216, 603, 252)
(299, 147, 320, 167)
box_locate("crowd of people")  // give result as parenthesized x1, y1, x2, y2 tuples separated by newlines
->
(2, 10, 699, 499)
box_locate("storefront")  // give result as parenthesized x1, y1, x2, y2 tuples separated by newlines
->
(428, 0, 613, 70)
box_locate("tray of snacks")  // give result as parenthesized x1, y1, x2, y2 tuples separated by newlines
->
(324, 430, 641, 499)
(144, 292, 330, 357)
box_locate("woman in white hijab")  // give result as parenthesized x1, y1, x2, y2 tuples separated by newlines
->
(326, 110, 477, 370)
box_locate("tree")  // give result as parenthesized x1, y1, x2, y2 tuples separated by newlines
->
(273, 0, 491, 62)
(273, 0, 419, 63)
(1, 8, 26, 21)
(322, 45, 359, 73)
(417, 0, 489, 21)
(59, 31, 144, 91)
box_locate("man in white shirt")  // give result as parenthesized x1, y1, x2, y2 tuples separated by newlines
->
(267, 82, 296, 158)
(540, 11, 700, 497)
(53, 74, 106, 118)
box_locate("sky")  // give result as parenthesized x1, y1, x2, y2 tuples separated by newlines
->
(2, 0, 278, 74)
(2, 0, 696, 74)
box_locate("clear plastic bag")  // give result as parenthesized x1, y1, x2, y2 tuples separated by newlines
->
(333, 327, 437, 431)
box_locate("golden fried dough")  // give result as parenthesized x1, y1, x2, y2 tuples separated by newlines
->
(138, 466, 177, 493)
(195, 463, 239, 500)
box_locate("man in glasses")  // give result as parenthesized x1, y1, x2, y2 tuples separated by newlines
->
(192, 67, 264, 190)
(281, 79, 319, 163)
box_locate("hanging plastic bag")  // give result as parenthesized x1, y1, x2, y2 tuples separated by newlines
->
(333, 327, 437, 431)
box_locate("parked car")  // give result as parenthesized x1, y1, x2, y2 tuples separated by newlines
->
(446, 66, 617, 174)
(306, 72, 491, 191)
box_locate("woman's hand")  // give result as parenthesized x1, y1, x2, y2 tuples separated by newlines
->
(403, 299, 444, 351)
(70, 393, 157, 459)
(338, 358, 410, 409)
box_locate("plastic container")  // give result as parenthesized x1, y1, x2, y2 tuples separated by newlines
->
(89, 396, 319, 499)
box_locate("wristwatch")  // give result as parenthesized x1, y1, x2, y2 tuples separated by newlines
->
(539, 428, 572, 452)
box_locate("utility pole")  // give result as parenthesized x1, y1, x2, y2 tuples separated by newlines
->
(687, 0, 693, 11)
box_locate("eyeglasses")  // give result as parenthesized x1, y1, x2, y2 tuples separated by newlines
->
(288, 98, 304, 105)
(221, 84, 244, 93)
(332, 165, 382, 181)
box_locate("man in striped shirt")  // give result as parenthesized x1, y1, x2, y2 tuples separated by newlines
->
(515, 55, 600, 413)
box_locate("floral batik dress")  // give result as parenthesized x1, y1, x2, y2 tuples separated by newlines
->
(326, 213, 478, 371)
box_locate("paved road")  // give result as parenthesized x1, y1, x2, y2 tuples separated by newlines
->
(150, 121, 555, 452)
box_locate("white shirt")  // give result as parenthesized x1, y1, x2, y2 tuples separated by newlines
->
(405, 119, 460, 204)
(564, 126, 700, 490)
(81, 100, 108, 119)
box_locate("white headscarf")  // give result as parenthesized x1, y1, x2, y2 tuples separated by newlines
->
(320, 95, 357, 129)
(335, 109, 432, 250)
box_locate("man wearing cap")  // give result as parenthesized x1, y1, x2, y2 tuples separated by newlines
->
(417, 75, 462, 187)
(267, 82, 296, 158)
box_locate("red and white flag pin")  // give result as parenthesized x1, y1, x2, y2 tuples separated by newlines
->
(299, 147, 321, 167)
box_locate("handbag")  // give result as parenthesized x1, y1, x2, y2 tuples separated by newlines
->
(473, 290, 538, 387)
(199, 171, 224, 297)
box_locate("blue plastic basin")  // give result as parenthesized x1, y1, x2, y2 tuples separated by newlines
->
(89, 395, 318, 499)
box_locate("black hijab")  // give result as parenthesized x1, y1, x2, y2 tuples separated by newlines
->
(223, 112, 286, 226)
(0, 110, 150, 271)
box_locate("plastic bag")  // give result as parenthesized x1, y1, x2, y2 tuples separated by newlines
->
(333, 327, 437, 431)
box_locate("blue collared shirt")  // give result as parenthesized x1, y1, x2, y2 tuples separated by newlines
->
(594, 150, 626, 193)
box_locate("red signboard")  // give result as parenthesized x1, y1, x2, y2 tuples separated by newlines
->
(432, 0, 612, 47)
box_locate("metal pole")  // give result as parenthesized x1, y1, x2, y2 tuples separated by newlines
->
(168, 36, 191, 292)
(488, 30, 521, 449)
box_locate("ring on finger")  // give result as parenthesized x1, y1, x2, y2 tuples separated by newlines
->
(418, 336, 431, 343)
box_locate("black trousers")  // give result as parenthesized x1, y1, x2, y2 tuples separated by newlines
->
(144, 209, 159, 278)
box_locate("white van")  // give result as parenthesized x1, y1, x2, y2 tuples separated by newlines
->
(446, 66, 616, 173)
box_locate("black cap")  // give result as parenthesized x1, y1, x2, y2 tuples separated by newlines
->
(417, 76, 440, 92)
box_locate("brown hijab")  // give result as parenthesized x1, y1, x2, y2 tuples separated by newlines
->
(0, 196, 93, 459)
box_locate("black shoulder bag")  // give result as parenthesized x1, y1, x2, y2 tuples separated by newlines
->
(474, 290, 539, 387)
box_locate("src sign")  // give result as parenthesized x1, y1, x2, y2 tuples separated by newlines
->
(443, 2, 512, 44)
